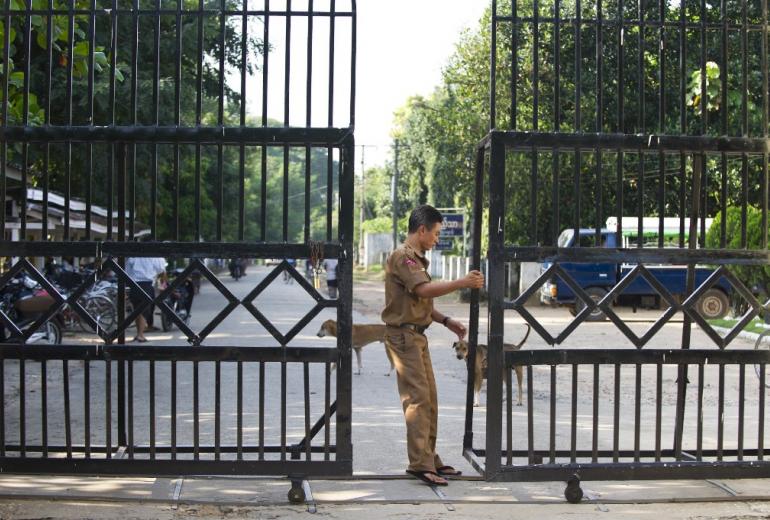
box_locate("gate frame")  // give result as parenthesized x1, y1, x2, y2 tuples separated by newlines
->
(465, 132, 770, 490)
(464, 0, 770, 491)
(0, 0, 357, 494)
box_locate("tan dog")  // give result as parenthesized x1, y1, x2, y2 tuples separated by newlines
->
(316, 319, 393, 376)
(452, 326, 530, 407)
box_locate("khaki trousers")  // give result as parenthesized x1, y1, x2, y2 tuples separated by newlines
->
(384, 327, 444, 473)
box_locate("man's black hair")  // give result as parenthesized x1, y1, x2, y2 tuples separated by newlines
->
(408, 205, 443, 234)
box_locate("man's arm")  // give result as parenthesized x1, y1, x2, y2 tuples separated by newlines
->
(431, 309, 445, 323)
(430, 308, 468, 340)
(412, 270, 484, 299)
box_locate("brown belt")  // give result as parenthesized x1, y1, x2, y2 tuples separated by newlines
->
(397, 323, 429, 334)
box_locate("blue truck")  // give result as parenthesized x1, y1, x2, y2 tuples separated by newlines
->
(539, 228, 731, 321)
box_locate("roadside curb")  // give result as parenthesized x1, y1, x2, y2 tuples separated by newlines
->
(711, 326, 770, 345)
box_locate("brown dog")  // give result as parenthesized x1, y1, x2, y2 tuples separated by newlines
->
(316, 319, 394, 376)
(452, 326, 530, 407)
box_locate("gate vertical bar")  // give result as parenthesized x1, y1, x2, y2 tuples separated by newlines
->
(552, 0, 561, 242)
(117, 143, 127, 448)
(490, 0, 497, 130)
(485, 135, 506, 478)
(0, 0, 8, 241)
(464, 145, 486, 453)
(674, 152, 702, 458)
(335, 138, 354, 468)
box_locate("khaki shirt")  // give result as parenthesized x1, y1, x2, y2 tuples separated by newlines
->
(381, 243, 433, 327)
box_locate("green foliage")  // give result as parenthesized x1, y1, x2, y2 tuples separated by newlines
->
(708, 317, 767, 334)
(388, 17, 491, 238)
(361, 216, 392, 234)
(360, 166, 392, 220)
(2, 0, 281, 242)
(705, 206, 770, 296)
(1, 0, 114, 126)
(138, 137, 337, 242)
(389, 0, 768, 250)
(361, 215, 407, 241)
(687, 61, 722, 114)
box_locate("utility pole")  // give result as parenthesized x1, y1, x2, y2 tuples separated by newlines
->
(358, 144, 373, 265)
(391, 139, 400, 250)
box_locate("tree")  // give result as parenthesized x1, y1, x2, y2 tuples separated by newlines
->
(355, 164, 392, 248)
(705, 206, 769, 309)
(3, 0, 271, 242)
(391, 0, 767, 249)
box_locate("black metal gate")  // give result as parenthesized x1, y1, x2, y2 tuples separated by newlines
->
(0, 0, 356, 491)
(465, 0, 770, 499)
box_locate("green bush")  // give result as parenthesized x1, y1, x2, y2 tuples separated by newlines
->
(705, 206, 770, 302)
(362, 216, 408, 237)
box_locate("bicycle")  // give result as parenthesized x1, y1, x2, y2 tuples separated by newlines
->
(59, 294, 117, 335)
(754, 326, 770, 388)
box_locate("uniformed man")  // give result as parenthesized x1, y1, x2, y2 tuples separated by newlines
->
(381, 205, 485, 486)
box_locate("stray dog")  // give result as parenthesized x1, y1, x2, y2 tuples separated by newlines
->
(452, 326, 530, 407)
(316, 319, 393, 376)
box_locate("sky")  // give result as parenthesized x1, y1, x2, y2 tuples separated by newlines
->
(353, 1, 488, 169)
(243, 1, 489, 171)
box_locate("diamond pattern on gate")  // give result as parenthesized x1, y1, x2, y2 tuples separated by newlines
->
(103, 257, 240, 345)
(0, 260, 150, 343)
(508, 263, 605, 345)
(61, 260, 164, 341)
(169, 259, 239, 345)
(0, 259, 71, 343)
(597, 264, 680, 349)
(242, 259, 332, 346)
(681, 266, 765, 349)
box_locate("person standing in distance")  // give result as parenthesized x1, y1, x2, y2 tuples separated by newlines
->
(323, 258, 339, 299)
(126, 254, 167, 342)
(381, 205, 484, 486)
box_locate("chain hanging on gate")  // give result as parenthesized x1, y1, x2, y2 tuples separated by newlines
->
(309, 240, 324, 290)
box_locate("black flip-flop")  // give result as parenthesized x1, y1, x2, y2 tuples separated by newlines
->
(132, 336, 148, 343)
(406, 470, 448, 486)
(436, 465, 462, 477)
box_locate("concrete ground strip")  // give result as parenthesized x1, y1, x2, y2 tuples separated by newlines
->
(0, 475, 767, 507)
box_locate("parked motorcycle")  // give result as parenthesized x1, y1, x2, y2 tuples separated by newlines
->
(0, 274, 63, 344)
(160, 268, 195, 332)
(229, 258, 243, 280)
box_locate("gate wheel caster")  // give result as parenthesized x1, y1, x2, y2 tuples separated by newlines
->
(288, 480, 306, 504)
(564, 474, 583, 504)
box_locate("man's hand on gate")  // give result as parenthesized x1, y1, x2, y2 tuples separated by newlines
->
(461, 270, 484, 289)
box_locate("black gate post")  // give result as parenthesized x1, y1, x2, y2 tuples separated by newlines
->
(116, 143, 127, 448)
(464, 144, 487, 454)
(335, 138, 355, 470)
(484, 135, 506, 479)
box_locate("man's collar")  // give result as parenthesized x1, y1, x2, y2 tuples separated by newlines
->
(403, 241, 426, 259)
